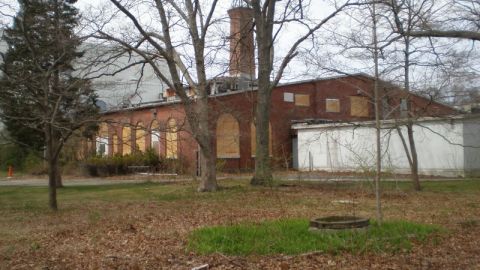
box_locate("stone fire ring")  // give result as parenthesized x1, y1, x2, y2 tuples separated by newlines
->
(309, 216, 370, 233)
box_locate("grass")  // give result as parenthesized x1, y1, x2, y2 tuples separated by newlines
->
(0, 179, 478, 213)
(188, 219, 441, 256)
(276, 179, 480, 193)
(0, 181, 253, 212)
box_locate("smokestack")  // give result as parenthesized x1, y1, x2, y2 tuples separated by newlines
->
(228, 6, 255, 79)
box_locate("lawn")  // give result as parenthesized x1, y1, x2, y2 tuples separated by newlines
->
(0, 179, 479, 269)
(189, 219, 440, 255)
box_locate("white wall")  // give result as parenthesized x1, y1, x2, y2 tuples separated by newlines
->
(294, 116, 480, 177)
(77, 44, 170, 110)
(1, 37, 170, 111)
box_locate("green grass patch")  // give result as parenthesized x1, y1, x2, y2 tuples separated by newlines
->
(276, 179, 480, 194)
(0, 182, 188, 212)
(0, 180, 252, 212)
(417, 180, 480, 193)
(188, 219, 440, 256)
(0, 179, 477, 214)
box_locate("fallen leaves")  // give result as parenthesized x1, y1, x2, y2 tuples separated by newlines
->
(0, 180, 479, 269)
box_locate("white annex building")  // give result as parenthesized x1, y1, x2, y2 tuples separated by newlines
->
(292, 115, 480, 177)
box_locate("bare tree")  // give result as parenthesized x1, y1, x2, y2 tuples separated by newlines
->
(90, 0, 222, 191)
(386, 0, 431, 191)
(387, 0, 480, 189)
(391, 0, 480, 41)
(372, 1, 386, 222)
(248, 0, 361, 186)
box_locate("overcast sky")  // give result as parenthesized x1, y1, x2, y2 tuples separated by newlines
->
(1, 0, 479, 95)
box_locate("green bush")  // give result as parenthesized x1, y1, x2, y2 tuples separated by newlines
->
(162, 154, 189, 174)
(83, 150, 165, 176)
(22, 152, 45, 175)
(0, 143, 43, 174)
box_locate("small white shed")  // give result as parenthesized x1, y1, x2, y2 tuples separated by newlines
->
(292, 115, 480, 177)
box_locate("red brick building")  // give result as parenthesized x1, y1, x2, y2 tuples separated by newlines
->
(95, 5, 456, 174)
(98, 73, 455, 173)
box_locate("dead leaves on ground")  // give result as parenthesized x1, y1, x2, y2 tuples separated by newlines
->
(1, 182, 479, 269)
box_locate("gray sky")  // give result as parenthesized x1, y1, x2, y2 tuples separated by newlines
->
(1, 0, 479, 97)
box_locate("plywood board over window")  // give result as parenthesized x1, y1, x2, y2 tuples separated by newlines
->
(99, 123, 109, 138)
(112, 133, 119, 154)
(135, 122, 146, 152)
(284, 92, 294, 102)
(122, 126, 132, 155)
(166, 118, 178, 159)
(350, 96, 369, 117)
(216, 114, 240, 158)
(326, 98, 340, 112)
(295, 94, 310, 107)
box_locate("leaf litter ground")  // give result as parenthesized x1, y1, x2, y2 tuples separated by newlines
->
(0, 179, 479, 269)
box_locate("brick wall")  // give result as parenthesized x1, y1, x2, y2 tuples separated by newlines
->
(100, 74, 457, 174)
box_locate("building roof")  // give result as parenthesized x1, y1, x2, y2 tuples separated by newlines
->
(102, 73, 373, 114)
(291, 114, 479, 130)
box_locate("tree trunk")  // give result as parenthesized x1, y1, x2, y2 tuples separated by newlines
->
(372, 2, 383, 223)
(55, 167, 63, 188)
(195, 91, 217, 192)
(403, 36, 421, 191)
(407, 122, 421, 191)
(45, 126, 58, 211)
(251, 94, 273, 186)
(48, 156, 59, 210)
(198, 148, 217, 192)
(250, 2, 275, 187)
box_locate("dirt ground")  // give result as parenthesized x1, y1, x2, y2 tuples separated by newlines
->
(0, 179, 479, 269)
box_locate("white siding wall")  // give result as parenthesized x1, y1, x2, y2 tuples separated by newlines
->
(295, 117, 480, 177)
(1, 37, 170, 110)
(77, 44, 170, 110)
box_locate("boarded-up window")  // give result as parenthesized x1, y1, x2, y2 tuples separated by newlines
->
(98, 123, 108, 137)
(135, 122, 146, 152)
(122, 126, 132, 155)
(295, 94, 310, 106)
(112, 133, 119, 154)
(216, 114, 240, 158)
(350, 96, 369, 117)
(284, 92, 294, 102)
(166, 118, 178, 159)
(150, 120, 161, 156)
(251, 122, 272, 157)
(326, 98, 340, 112)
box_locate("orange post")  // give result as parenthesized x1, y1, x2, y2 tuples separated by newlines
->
(7, 166, 13, 177)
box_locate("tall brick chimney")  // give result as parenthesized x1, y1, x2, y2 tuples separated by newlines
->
(228, 5, 255, 79)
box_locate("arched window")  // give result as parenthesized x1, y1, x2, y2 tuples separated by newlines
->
(112, 133, 119, 155)
(135, 121, 146, 152)
(166, 118, 178, 159)
(150, 120, 161, 156)
(216, 114, 240, 158)
(122, 125, 132, 155)
(251, 122, 272, 157)
(96, 123, 109, 156)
